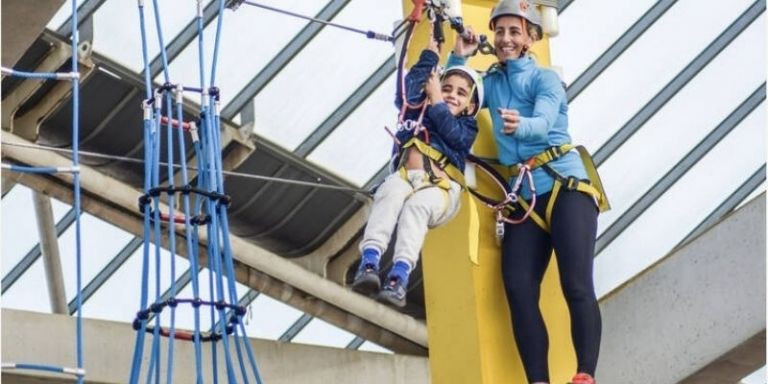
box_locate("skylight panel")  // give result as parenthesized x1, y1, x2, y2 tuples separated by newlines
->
(306, 72, 397, 186)
(58, 213, 134, 302)
(549, 0, 656, 84)
(46, 0, 86, 31)
(251, 0, 401, 150)
(595, 103, 765, 298)
(568, 0, 755, 153)
(291, 317, 356, 349)
(1, 260, 51, 313)
(93, 0, 205, 72)
(163, 0, 327, 106)
(1, 185, 68, 276)
(241, 294, 304, 340)
(596, 16, 765, 233)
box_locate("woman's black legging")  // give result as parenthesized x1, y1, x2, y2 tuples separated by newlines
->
(501, 189, 601, 383)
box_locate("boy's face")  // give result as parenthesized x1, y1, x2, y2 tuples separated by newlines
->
(441, 74, 475, 116)
(493, 15, 532, 61)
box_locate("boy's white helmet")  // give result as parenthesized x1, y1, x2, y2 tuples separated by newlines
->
(489, 0, 542, 36)
(443, 65, 484, 117)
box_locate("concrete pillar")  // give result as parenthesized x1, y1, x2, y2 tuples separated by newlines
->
(32, 191, 69, 314)
(408, 1, 576, 383)
(597, 195, 766, 383)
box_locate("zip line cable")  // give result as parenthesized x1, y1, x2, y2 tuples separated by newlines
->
(229, 0, 394, 42)
(1, 141, 372, 196)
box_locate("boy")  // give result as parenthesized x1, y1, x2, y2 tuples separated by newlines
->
(351, 37, 482, 308)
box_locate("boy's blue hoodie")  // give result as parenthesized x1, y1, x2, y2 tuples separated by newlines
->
(395, 50, 478, 172)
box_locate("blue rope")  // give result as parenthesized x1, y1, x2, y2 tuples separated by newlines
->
(129, 7, 152, 382)
(176, 89, 205, 383)
(0, 67, 79, 80)
(3, 363, 85, 377)
(67, 0, 85, 382)
(164, 88, 179, 384)
(128, 0, 264, 381)
(0, 164, 79, 174)
(209, 0, 227, 87)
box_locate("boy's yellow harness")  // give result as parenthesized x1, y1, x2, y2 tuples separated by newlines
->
(397, 137, 482, 265)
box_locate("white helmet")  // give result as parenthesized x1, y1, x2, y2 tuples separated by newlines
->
(442, 65, 484, 117)
(489, 0, 543, 40)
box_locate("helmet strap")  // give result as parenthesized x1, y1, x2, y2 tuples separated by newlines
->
(520, 18, 529, 58)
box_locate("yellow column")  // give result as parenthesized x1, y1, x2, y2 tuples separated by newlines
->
(399, 1, 576, 383)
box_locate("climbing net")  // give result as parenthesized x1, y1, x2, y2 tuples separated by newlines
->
(129, 0, 264, 383)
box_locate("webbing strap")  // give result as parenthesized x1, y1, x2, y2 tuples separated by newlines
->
(506, 144, 609, 212)
(505, 144, 575, 176)
(574, 145, 610, 212)
(467, 194, 480, 265)
(402, 138, 466, 187)
(518, 198, 549, 232)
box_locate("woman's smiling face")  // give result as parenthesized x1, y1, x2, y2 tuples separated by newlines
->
(492, 15, 532, 61)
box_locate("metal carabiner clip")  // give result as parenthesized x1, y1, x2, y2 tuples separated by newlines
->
(495, 213, 505, 246)
(478, 35, 495, 55)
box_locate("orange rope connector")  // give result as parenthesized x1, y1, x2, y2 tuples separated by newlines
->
(159, 212, 188, 224)
(160, 116, 192, 131)
(409, 0, 427, 22)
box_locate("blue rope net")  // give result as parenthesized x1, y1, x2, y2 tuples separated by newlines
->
(130, 1, 263, 383)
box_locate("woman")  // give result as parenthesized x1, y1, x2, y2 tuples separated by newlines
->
(447, 1, 606, 383)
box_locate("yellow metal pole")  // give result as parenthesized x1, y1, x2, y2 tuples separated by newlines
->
(399, 1, 576, 383)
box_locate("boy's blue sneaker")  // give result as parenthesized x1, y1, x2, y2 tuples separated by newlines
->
(378, 276, 407, 308)
(351, 263, 381, 296)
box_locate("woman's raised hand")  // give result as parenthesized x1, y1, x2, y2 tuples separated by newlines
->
(453, 26, 479, 57)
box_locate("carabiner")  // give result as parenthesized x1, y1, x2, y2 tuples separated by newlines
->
(495, 215, 505, 246)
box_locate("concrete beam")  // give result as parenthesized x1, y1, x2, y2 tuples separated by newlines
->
(1, 308, 429, 384)
(293, 203, 369, 277)
(597, 194, 766, 383)
(1, 131, 428, 353)
(1, 0, 65, 67)
(1, 174, 17, 197)
(680, 331, 765, 384)
(2, 38, 69, 133)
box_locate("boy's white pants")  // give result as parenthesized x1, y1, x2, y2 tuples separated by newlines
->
(360, 169, 462, 268)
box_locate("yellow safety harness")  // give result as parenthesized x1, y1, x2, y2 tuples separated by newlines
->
(497, 144, 610, 232)
(397, 137, 482, 265)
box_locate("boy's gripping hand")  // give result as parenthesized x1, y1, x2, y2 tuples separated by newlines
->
(427, 32, 440, 54)
(425, 69, 443, 105)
